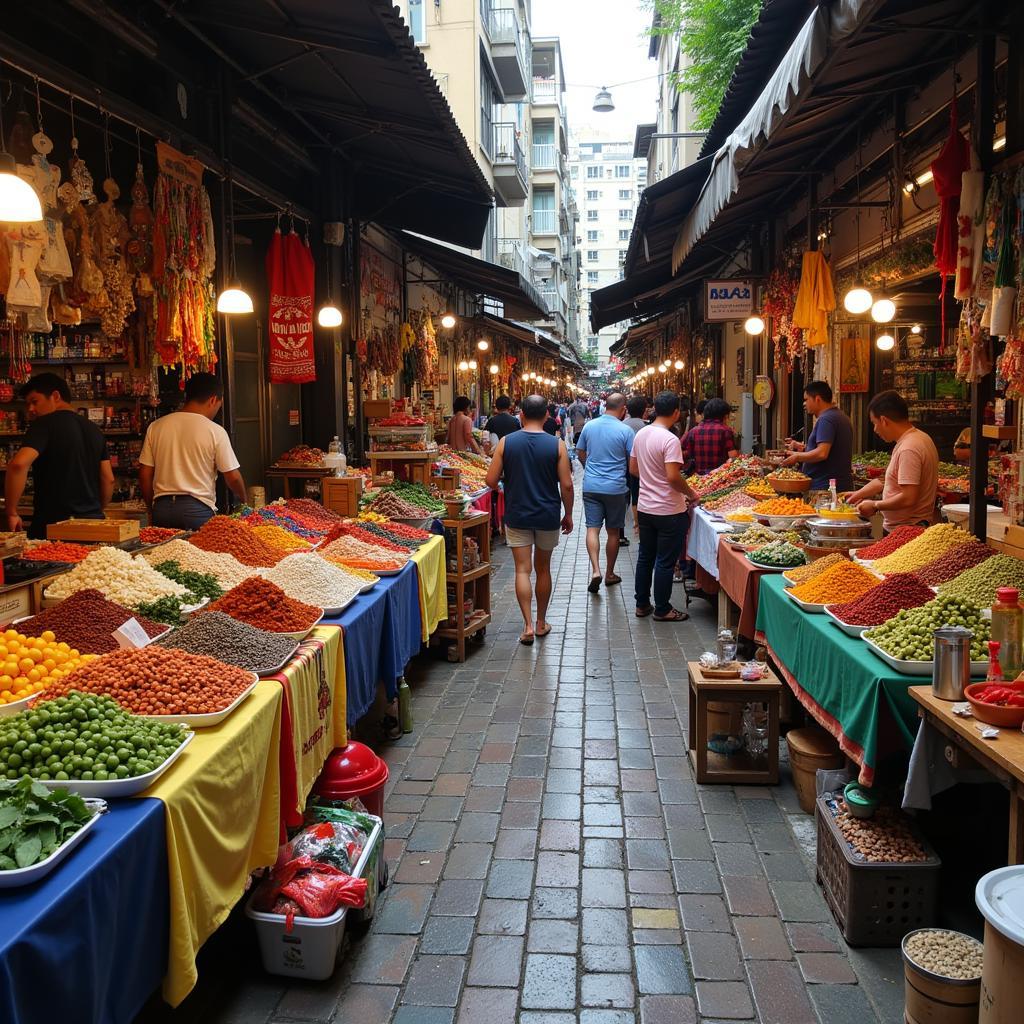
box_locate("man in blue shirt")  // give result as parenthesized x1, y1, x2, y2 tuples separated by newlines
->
(782, 380, 854, 490)
(576, 393, 635, 593)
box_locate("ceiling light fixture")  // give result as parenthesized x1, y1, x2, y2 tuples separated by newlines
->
(216, 166, 253, 315)
(871, 297, 896, 323)
(743, 315, 765, 335)
(441, 312, 457, 329)
(477, 338, 489, 351)
(875, 333, 895, 351)
(0, 99, 42, 222)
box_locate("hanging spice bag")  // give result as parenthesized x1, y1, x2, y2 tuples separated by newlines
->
(266, 228, 316, 383)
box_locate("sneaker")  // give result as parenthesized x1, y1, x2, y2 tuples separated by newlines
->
(619, 536, 631, 547)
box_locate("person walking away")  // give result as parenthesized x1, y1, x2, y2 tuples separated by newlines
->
(576, 393, 634, 593)
(485, 395, 521, 449)
(485, 394, 574, 645)
(447, 396, 482, 454)
(681, 397, 739, 475)
(631, 390, 701, 622)
(543, 403, 561, 437)
(782, 380, 853, 490)
(846, 390, 938, 530)
(622, 394, 648, 537)
(5, 373, 114, 538)
(138, 372, 247, 530)
(567, 396, 589, 458)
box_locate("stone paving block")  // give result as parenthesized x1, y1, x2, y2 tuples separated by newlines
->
(721, 874, 776, 916)
(750, 822, 797, 853)
(584, 838, 623, 868)
(581, 973, 636, 1009)
(545, 768, 583, 793)
(548, 747, 582, 769)
(582, 867, 627, 908)
(584, 803, 624, 827)
(785, 921, 842, 952)
(618, 748, 655, 770)
(627, 870, 674, 895)
(477, 898, 528, 936)
(331, 984, 399, 1021)
(542, 792, 582, 820)
(486, 859, 534, 899)
(657, 779, 698, 804)
(622, 792, 662, 817)
(582, 945, 633, 972)
(440, 751, 479, 773)
(638, 994, 698, 1024)
(454, 812, 500, 843)
(403, 755, 443, 780)
(626, 839, 671, 871)
(759, 850, 810, 882)
(662, 803, 706, 829)
(746, 960, 818, 1023)
(516, 734, 550, 756)
(512, 755, 548, 778)
(494, 826, 537, 860)
(796, 952, 858, 984)
(519, 1014, 575, 1024)
(431, 773, 472, 796)
(472, 763, 511, 787)
(373, 885, 433, 934)
(532, 886, 579, 919)
(694, 981, 755, 1020)
(714, 842, 763, 877)
(443, 843, 492, 880)
(667, 828, 712, 861)
(670, 859, 722, 895)
(581, 907, 629, 946)
(431, 879, 485, 917)
(807, 983, 880, 1024)
(479, 742, 514, 763)
(521, 954, 578, 1010)
(387, 794, 428, 813)
(634, 946, 692, 995)
(624, 816, 666, 840)
(466, 934, 525, 987)
(406, 821, 457, 853)
(420, 796, 465, 821)
(677, 893, 732, 933)
(501, 801, 541, 829)
(507, 777, 544, 801)
(402, 955, 466, 1007)
(705, 813, 753, 844)
(420, 916, 476, 955)
(536, 850, 581, 888)
(585, 785, 621, 804)
(393, 851, 445, 885)
(585, 760, 620, 786)
(347, 933, 419, 984)
(528, 918, 580, 954)
(463, 786, 505, 812)
(770, 880, 831, 922)
(733, 915, 792, 960)
(740, 797, 784, 823)
(393, 1005, 455, 1024)
(455, 987, 519, 1024)
(685, 930, 743, 981)
(631, 907, 679, 930)
(578, 1009, 634, 1024)
(539, 819, 580, 851)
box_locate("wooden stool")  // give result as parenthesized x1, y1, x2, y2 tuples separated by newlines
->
(687, 661, 782, 785)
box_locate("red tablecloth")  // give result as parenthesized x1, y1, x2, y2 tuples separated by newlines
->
(717, 541, 772, 640)
(472, 488, 505, 530)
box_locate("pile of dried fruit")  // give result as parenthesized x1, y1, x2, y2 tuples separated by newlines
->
(903, 930, 983, 980)
(751, 497, 816, 517)
(23, 541, 93, 564)
(189, 516, 285, 567)
(828, 573, 935, 626)
(703, 490, 758, 513)
(138, 527, 183, 545)
(783, 552, 849, 584)
(832, 800, 928, 862)
(856, 525, 925, 561)
(18, 590, 166, 655)
(766, 468, 810, 481)
(789, 561, 880, 605)
(872, 523, 970, 575)
(200, 577, 323, 632)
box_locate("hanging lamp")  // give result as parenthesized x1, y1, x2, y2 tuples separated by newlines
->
(317, 246, 343, 327)
(743, 316, 765, 335)
(592, 87, 615, 113)
(875, 333, 895, 351)
(216, 165, 253, 314)
(0, 92, 42, 222)
(842, 149, 873, 315)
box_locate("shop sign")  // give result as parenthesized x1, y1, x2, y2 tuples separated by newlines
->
(705, 280, 755, 321)
(753, 376, 775, 408)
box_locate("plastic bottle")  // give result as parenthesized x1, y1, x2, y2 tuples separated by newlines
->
(991, 587, 1023, 678)
(829, 478, 837, 511)
(986, 640, 1004, 684)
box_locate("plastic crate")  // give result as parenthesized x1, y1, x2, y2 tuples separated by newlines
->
(815, 794, 940, 947)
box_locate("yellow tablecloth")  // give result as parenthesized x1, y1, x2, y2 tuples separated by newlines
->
(411, 534, 448, 641)
(143, 680, 283, 1005)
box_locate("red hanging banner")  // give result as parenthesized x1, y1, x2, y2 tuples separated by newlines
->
(267, 229, 316, 383)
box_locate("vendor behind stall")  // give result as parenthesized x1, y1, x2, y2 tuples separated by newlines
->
(138, 373, 247, 530)
(847, 390, 938, 530)
(4, 373, 114, 539)
(782, 380, 853, 490)
(447, 396, 482, 455)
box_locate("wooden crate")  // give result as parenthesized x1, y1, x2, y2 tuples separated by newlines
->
(321, 476, 365, 518)
(363, 399, 393, 419)
(47, 518, 140, 543)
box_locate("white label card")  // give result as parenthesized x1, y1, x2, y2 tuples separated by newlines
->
(113, 618, 152, 649)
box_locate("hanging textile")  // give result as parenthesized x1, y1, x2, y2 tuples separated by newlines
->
(266, 228, 316, 384)
(930, 106, 970, 341)
(791, 250, 835, 348)
(955, 144, 985, 300)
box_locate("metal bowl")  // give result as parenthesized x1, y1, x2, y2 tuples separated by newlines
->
(806, 518, 873, 539)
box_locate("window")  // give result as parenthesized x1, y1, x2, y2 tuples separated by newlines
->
(587, 250, 599, 262)
(586, 189, 600, 201)
(571, 165, 579, 177)
(615, 165, 630, 178)
(618, 249, 627, 262)
(587, 335, 599, 351)
(480, 65, 499, 158)
(586, 229, 599, 242)
(532, 187, 556, 234)
(408, 0, 426, 43)
(587, 209, 598, 221)
(586, 166, 601, 179)
(618, 189, 631, 201)
(618, 229, 629, 240)
(619, 209, 631, 220)
(587, 271, 599, 284)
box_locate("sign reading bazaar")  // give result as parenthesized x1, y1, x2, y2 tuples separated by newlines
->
(705, 279, 756, 321)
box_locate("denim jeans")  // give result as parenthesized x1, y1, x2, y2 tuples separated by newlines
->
(634, 510, 689, 616)
(152, 495, 216, 531)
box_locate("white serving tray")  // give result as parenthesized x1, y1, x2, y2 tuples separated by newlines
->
(753, 513, 813, 529)
(268, 611, 325, 641)
(823, 605, 868, 636)
(0, 799, 106, 888)
(862, 635, 987, 677)
(322, 593, 360, 616)
(142, 674, 259, 728)
(0, 691, 41, 717)
(34, 731, 193, 797)
(784, 588, 827, 613)
(254, 642, 301, 677)
(745, 555, 802, 574)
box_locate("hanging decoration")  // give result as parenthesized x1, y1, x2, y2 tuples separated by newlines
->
(416, 312, 439, 387)
(930, 104, 970, 342)
(763, 262, 802, 369)
(152, 141, 216, 376)
(791, 250, 836, 348)
(988, 168, 1024, 396)
(955, 143, 985, 300)
(367, 322, 401, 377)
(266, 224, 316, 383)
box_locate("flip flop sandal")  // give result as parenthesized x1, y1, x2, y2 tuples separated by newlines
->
(587, 576, 602, 594)
(605, 575, 622, 586)
(635, 605, 654, 617)
(535, 624, 552, 638)
(653, 608, 689, 622)
(519, 632, 535, 646)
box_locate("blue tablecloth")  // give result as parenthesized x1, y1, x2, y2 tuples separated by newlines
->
(0, 797, 168, 1024)
(325, 561, 423, 724)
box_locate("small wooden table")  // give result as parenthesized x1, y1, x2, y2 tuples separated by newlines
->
(687, 661, 782, 785)
(910, 686, 1024, 864)
(265, 465, 333, 499)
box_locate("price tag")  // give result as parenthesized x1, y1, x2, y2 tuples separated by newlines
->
(113, 618, 152, 650)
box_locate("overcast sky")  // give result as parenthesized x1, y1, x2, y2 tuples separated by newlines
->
(531, 0, 659, 147)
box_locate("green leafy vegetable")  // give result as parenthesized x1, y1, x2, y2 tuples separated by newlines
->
(153, 561, 224, 602)
(0, 776, 96, 870)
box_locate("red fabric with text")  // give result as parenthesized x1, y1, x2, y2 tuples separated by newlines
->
(267, 229, 316, 383)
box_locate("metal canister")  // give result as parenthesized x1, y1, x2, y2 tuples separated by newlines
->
(932, 626, 973, 701)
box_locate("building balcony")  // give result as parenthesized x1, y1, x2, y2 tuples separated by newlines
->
(532, 209, 557, 235)
(532, 143, 557, 170)
(483, 5, 529, 101)
(491, 122, 528, 206)
(497, 237, 530, 280)
(531, 78, 559, 106)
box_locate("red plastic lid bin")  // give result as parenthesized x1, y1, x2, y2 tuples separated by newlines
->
(312, 741, 389, 819)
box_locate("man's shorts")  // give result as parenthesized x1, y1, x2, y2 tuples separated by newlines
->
(505, 526, 560, 550)
(627, 474, 640, 506)
(583, 491, 628, 530)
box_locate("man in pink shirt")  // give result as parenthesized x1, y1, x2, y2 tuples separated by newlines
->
(847, 390, 938, 531)
(629, 390, 702, 621)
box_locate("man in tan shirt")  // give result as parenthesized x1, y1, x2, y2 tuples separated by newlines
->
(847, 390, 938, 531)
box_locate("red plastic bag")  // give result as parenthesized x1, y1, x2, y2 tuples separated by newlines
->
(253, 855, 367, 930)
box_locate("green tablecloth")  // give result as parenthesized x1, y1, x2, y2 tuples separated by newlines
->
(754, 574, 920, 786)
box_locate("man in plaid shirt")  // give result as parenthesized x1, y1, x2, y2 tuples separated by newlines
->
(681, 398, 739, 475)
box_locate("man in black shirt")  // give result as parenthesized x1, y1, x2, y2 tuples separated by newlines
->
(5, 373, 113, 538)
(485, 395, 521, 442)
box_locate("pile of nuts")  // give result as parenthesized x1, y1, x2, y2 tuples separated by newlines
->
(872, 523, 970, 574)
(903, 930, 983, 980)
(189, 516, 285, 567)
(833, 800, 928, 862)
(856, 524, 925, 561)
(938, 552, 1024, 606)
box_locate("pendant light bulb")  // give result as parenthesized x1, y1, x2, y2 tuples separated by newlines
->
(458, 359, 469, 372)
(521, 372, 529, 381)
(0, 154, 43, 222)
(529, 372, 537, 380)
(910, 324, 922, 335)
(843, 286, 873, 315)
(217, 283, 254, 315)
(317, 303, 343, 328)
(673, 359, 684, 370)
(489, 363, 499, 375)
(743, 315, 765, 335)
(875, 333, 895, 351)
(477, 338, 489, 351)
(441, 313, 457, 329)
(658, 364, 667, 374)
(871, 297, 896, 323)
(468, 359, 478, 370)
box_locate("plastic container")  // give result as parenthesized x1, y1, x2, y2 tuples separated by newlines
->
(786, 726, 844, 813)
(990, 587, 1022, 679)
(975, 866, 1024, 1024)
(312, 741, 389, 818)
(902, 928, 981, 1024)
(964, 682, 1024, 728)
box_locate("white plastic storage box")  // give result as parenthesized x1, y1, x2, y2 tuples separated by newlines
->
(246, 816, 381, 979)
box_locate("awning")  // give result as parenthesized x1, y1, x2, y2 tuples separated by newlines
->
(475, 313, 561, 357)
(401, 234, 550, 320)
(589, 155, 713, 331)
(148, 0, 495, 248)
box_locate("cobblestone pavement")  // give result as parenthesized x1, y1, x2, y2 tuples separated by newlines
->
(173, 479, 904, 1024)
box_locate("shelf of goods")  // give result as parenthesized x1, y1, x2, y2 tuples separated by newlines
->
(437, 511, 490, 662)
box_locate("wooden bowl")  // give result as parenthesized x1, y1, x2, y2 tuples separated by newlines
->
(964, 682, 1024, 727)
(768, 476, 812, 494)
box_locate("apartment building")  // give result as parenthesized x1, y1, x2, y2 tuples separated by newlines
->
(399, 3, 581, 350)
(570, 140, 648, 365)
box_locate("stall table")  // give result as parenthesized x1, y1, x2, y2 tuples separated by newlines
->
(687, 507, 732, 581)
(716, 540, 773, 640)
(755, 574, 920, 786)
(908, 687, 1024, 864)
(265, 465, 333, 499)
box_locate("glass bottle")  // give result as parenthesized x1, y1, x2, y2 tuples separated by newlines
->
(986, 641, 1004, 684)
(991, 587, 1023, 678)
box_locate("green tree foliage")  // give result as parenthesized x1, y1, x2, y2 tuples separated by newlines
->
(646, 0, 762, 131)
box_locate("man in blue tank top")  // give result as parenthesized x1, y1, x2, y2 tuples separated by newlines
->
(486, 394, 574, 645)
